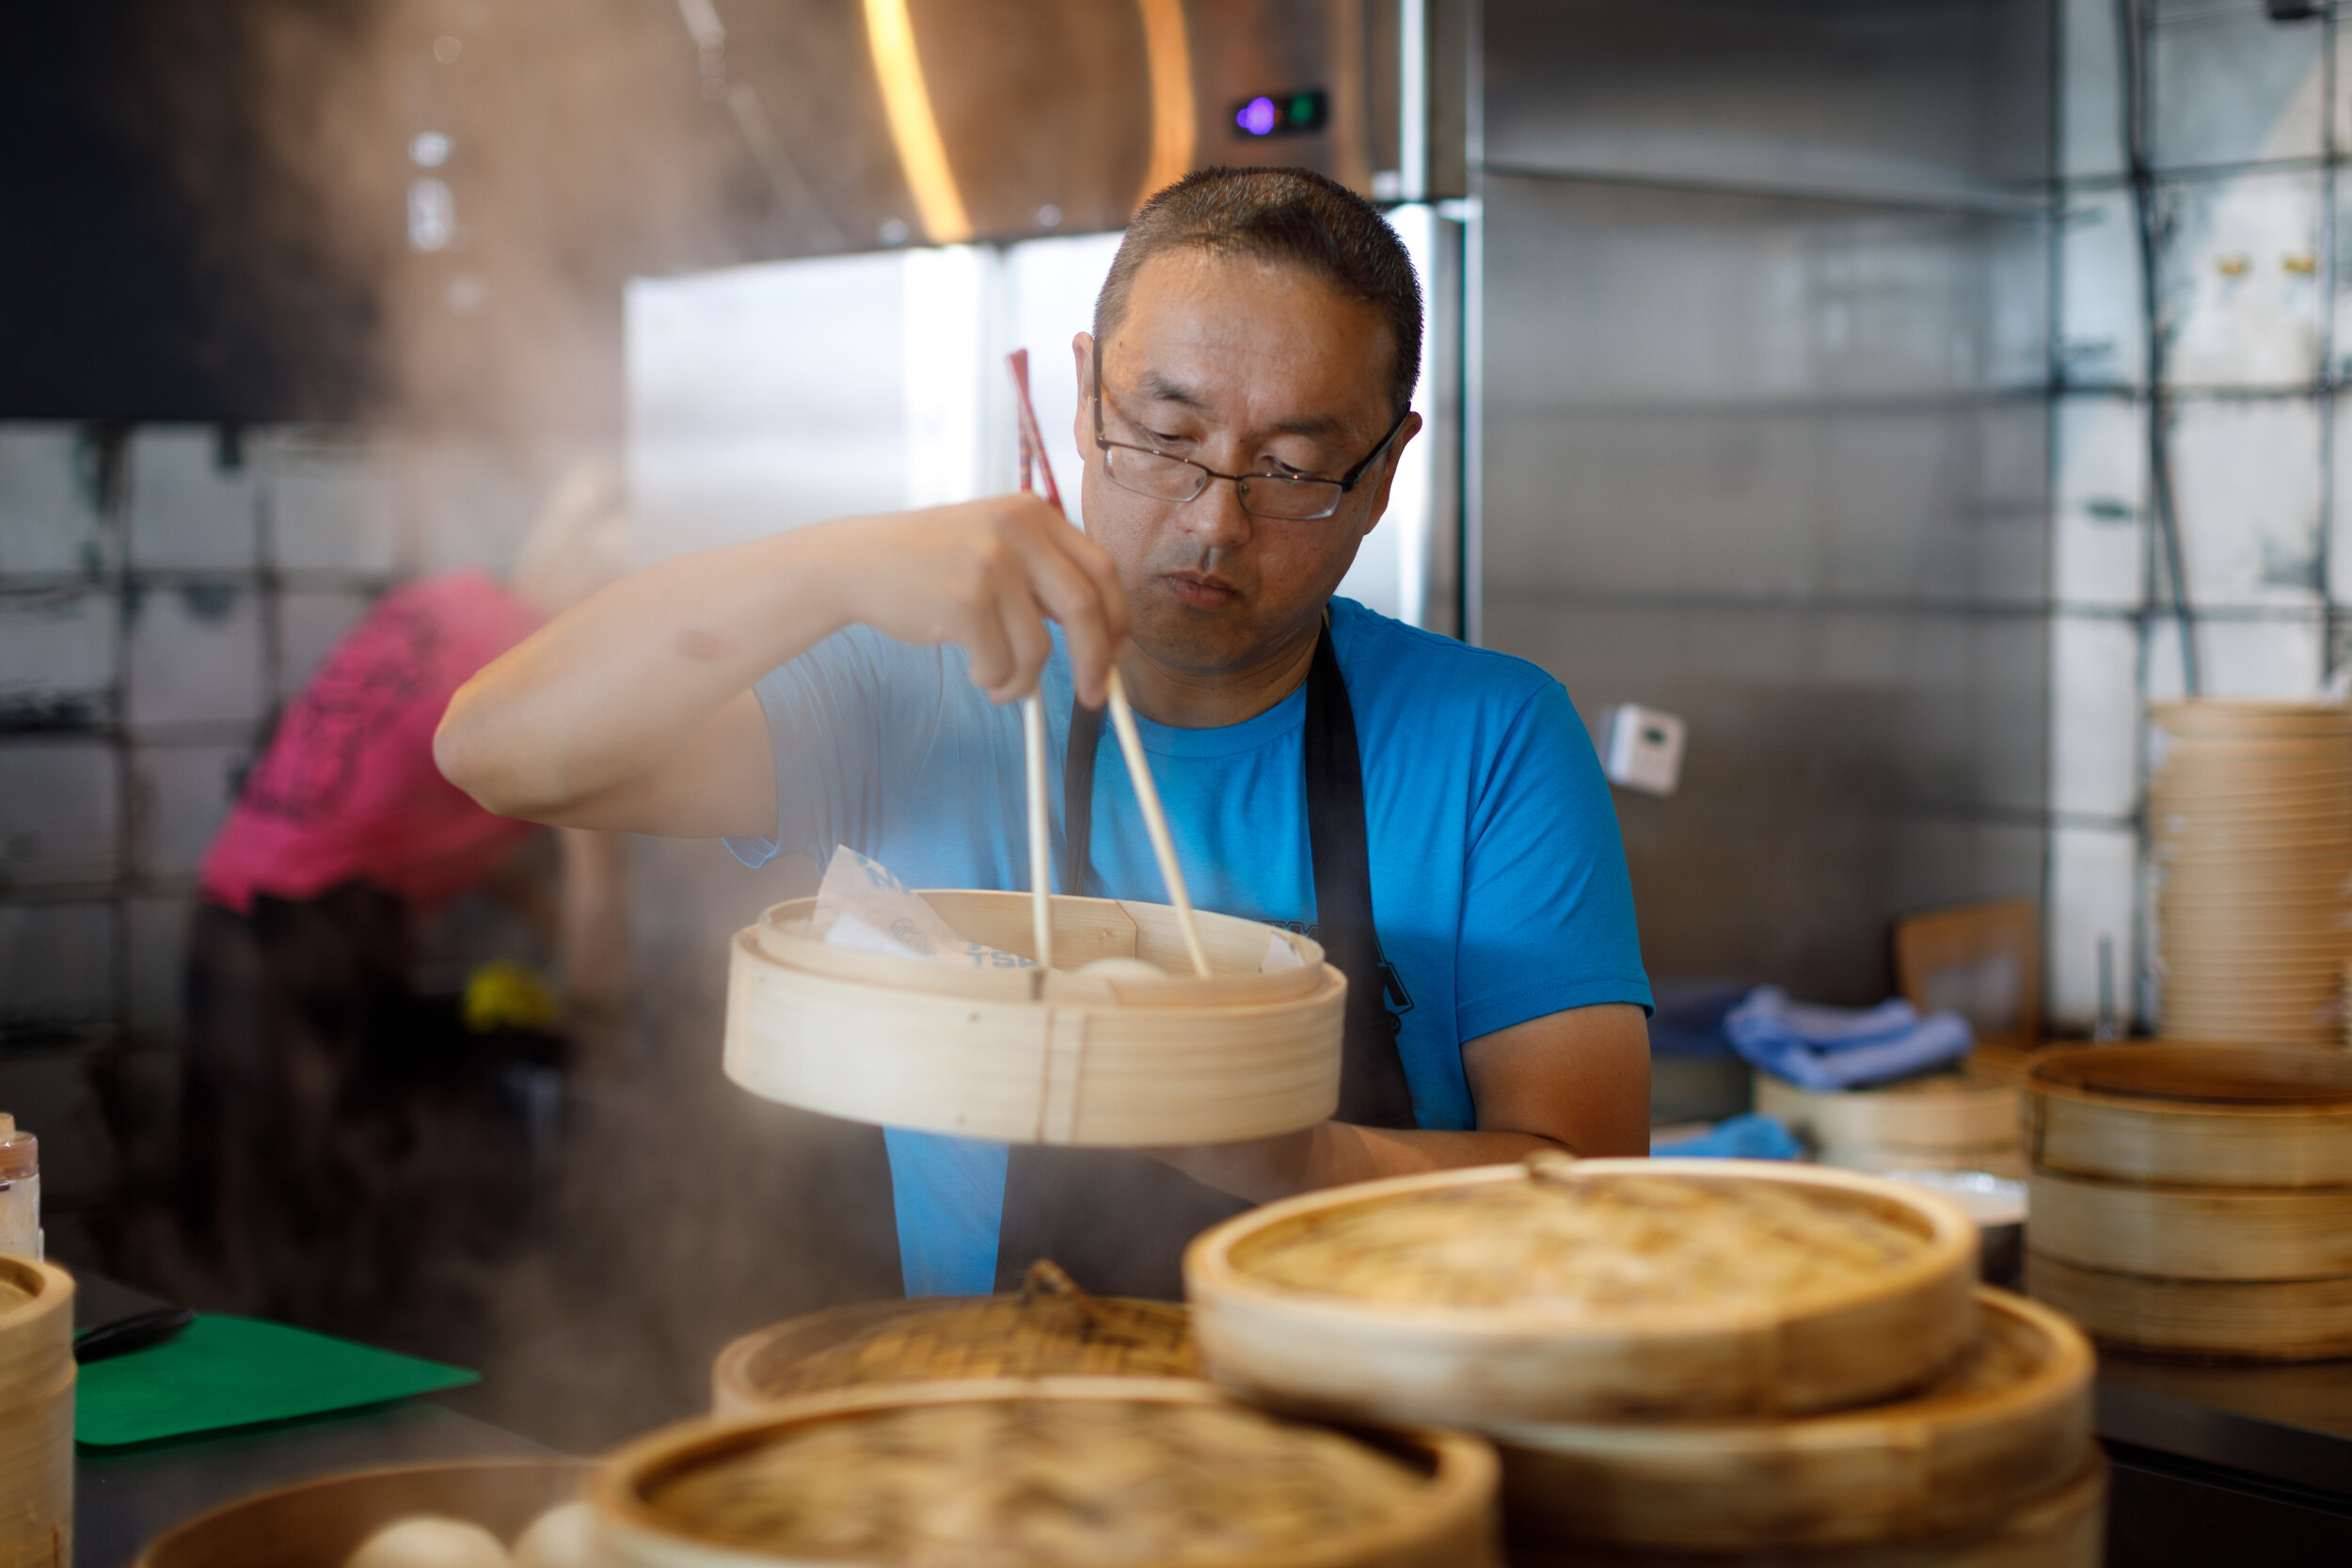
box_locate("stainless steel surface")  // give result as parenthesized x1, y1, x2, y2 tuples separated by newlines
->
(1473, 2, 2054, 1003)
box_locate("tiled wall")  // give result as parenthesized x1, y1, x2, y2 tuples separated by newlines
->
(0, 425, 549, 1213)
(2046, 0, 2350, 1028)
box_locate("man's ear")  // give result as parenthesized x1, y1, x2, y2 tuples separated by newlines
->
(1071, 332, 1095, 456)
(1358, 411, 1424, 536)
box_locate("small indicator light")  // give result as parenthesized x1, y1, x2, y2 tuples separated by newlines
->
(1231, 90, 1327, 139)
(1236, 96, 1278, 136)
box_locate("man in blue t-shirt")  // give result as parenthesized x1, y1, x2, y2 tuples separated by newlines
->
(439, 166, 1653, 1299)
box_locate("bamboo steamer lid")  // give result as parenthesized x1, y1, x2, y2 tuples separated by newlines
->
(725, 893, 1344, 1147)
(135, 1459, 590, 1568)
(712, 1261, 1196, 1413)
(2151, 697, 2352, 732)
(2024, 1251, 2352, 1360)
(1511, 1456, 2106, 1568)
(593, 1377, 1502, 1568)
(2025, 1044, 2352, 1187)
(1754, 1071, 2020, 1154)
(1184, 1157, 1979, 1427)
(1493, 1289, 2090, 1554)
(2025, 1166, 2352, 1281)
(0, 1259, 72, 1408)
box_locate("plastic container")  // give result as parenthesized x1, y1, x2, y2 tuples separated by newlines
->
(0, 1117, 38, 1262)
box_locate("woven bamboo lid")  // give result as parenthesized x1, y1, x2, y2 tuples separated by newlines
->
(1186, 1157, 1979, 1427)
(712, 1262, 1196, 1413)
(1493, 1288, 2092, 1553)
(594, 1378, 1501, 1568)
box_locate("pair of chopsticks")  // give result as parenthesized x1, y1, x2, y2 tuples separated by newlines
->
(1009, 350, 1210, 978)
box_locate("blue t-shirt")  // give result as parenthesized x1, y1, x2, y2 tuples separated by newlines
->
(728, 597, 1650, 1295)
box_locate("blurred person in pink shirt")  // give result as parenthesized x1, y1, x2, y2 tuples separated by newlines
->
(182, 460, 631, 1327)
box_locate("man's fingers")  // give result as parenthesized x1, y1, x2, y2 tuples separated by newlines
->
(988, 575, 1053, 703)
(1017, 528, 1120, 705)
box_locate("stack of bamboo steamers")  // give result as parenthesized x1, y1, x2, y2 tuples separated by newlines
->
(2149, 699, 2352, 1045)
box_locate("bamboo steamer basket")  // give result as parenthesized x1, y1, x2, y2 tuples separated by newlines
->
(2025, 1166, 2352, 1280)
(711, 1260, 1195, 1413)
(1515, 1459, 2106, 1568)
(2024, 1044, 2352, 1188)
(0, 1259, 72, 1568)
(593, 1377, 1501, 1568)
(725, 892, 1344, 1146)
(1493, 1289, 2090, 1554)
(1184, 1157, 1979, 1428)
(137, 1459, 590, 1568)
(1754, 1071, 2022, 1177)
(2023, 1251, 2352, 1360)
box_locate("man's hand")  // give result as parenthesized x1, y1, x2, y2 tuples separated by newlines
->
(826, 495, 1128, 707)
(1151, 1003, 1651, 1203)
(436, 494, 1131, 838)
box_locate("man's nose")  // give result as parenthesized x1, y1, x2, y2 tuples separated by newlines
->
(1178, 473, 1255, 550)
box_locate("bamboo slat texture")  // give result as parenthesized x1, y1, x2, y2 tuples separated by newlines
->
(2148, 700, 2352, 1047)
(1491, 1289, 2091, 1554)
(0, 1258, 72, 1568)
(593, 1378, 1501, 1568)
(2023, 1043, 2352, 1187)
(1185, 1158, 1979, 1427)
(711, 1262, 1195, 1413)
(725, 893, 1344, 1146)
(1509, 1456, 2106, 1568)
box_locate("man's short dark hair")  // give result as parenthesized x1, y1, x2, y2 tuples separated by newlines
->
(1093, 166, 1422, 420)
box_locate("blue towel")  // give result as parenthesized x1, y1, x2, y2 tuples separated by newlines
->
(1652, 1112, 1804, 1161)
(1724, 986, 1973, 1091)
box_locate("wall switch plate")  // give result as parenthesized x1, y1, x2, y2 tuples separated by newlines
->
(1602, 704, 1686, 798)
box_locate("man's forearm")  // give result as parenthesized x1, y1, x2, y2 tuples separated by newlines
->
(1155, 1122, 1569, 1206)
(437, 527, 850, 822)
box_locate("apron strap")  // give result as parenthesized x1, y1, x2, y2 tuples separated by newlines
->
(994, 623, 1412, 1297)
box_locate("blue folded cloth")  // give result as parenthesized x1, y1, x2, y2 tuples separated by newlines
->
(1724, 986, 1973, 1091)
(1651, 1112, 1804, 1161)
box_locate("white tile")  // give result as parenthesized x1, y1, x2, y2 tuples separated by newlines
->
(125, 582, 265, 733)
(131, 745, 249, 881)
(0, 903, 116, 1029)
(2149, 3, 2324, 170)
(2058, 189, 2144, 388)
(2166, 397, 2320, 609)
(124, 895, 194, 1037)
(2157, 170, 2324, 388)
(127, 428, 259, 571)
(2146, 613, 2325, 701)
(0, 591, 116, 730)
(408, 438, 538, 577)
(262, 430, 402, 575)
(277, 590, 375, 703)
(2059, 0, 2126, 181)
(0, 740, 119, 889)
(0, 425, 106, 578)
(2046, 823, 2139, 1031)
(2051, 615, 2141, 821)
(2053, 394, 2146, 609)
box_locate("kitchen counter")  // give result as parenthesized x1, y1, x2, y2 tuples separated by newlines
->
(2093, 1352, 2352, 1565)
(71, 1271, 553, 1568)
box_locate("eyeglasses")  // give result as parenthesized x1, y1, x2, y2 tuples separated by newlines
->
(1090, 352, 1407, 522)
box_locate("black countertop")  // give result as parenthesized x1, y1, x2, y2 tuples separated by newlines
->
(2094, 1350, 2352, 1502)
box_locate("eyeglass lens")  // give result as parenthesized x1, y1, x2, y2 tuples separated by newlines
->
(1104, 447, 1343, 520)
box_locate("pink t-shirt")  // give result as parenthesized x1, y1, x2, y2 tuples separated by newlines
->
(200, 572, 544, 914)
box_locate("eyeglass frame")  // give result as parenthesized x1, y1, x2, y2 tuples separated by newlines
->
(1089, 349, 1411, 522)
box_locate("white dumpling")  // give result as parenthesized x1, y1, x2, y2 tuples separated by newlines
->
(1072, 957, 1169, 983)
(511, 1501, 599, 1568)
(344, 1516, 512, 1568)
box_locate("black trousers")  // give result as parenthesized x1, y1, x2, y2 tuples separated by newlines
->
(181, 884, 551, 1334)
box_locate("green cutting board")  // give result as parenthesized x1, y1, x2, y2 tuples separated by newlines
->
(76, 1313, 479, 1448)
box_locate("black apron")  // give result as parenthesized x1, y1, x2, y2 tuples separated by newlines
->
(993, 626, 1416, 1299)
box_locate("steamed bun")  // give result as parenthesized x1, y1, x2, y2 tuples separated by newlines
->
(512, 1501, 599, 1568)
(343, 1516, 511, 1568)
